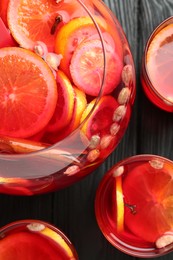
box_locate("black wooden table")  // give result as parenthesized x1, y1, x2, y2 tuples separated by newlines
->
(0, 1, 173, 259)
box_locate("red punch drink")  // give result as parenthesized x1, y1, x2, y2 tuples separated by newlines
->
(0, 220, 78, 259)
(95, 155, 173, 258)
(0, 0, 135, 195)
(141, 16, 173, 112)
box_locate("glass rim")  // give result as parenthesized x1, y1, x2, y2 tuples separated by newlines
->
(0, 219, 79, 259)
(0, 219, 66, 237)
(109, 153, 173, 169)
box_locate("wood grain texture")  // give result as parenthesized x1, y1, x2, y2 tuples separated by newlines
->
(0, 1, 173, 260)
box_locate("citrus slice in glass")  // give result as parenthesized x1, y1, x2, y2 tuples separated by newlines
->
(70, 39, 123, 96)
(81, 95, 118, 139)
(47, 70, 75, 133)
(0, 47, 57, 138)
(55, 16, 100, 78)
(0, 226, 75, 259)
(146, 24, 173, 102)
(7, 0, 81, 51)
(123, 161, 173, 243)
(46, 86, 87, 143)
(55, 16, 121, 80)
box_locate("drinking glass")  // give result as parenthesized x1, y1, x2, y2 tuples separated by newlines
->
(0, 219, 78, 259)
(95, 154, 173, 258)
(141, 16, 173, 112)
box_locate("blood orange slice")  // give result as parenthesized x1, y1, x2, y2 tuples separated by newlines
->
(0, 47, 57, 138)
(123, 161, 173, 243)
(55, 16, 121, 80)
(70, 39, 123, 96)
(47, 70, 75, 132)
(7, 0, 82, 51)
(55, 16, 100, 78)
(46, 86, 87, 143)
(146, 24, 173, 102)
(81, 96, 118, 140)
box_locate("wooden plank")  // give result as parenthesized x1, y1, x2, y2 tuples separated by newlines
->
(0, 193, 53, 226)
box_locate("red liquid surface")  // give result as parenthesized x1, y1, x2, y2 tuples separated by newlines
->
(0, 0, 135, 194)
(95, 156, 173, 256)
(0, 221, 78, 259)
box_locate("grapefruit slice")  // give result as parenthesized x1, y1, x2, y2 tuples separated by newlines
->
(81, 95, 118, 140)
(0, 229, 74, 259)
(47, 70, 75, 132)
(55, 16, 121, 79)
(7, 0, 83, 51)
(55, 16, 100, 78)
(0, 47, 57, 138)
(123, 161, 173, 243)
(146, 24, 173, 102)
(70, 39, 123, 96)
